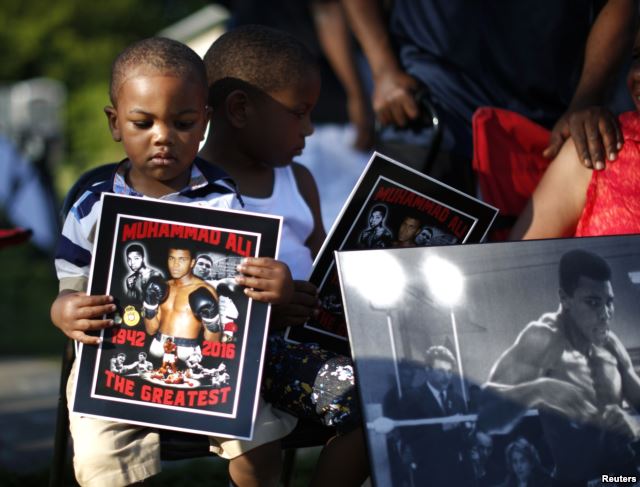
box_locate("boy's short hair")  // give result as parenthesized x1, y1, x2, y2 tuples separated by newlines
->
(203, 25, 318, 107)
(110, 37, 207, 105)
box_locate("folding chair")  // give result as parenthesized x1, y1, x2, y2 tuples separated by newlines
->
(0, 227, 32, 249)
(471, 107, 552, 241)
(49, 163, 336, 487)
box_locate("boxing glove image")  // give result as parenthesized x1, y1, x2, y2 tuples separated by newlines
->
(142, 276, 168, 318)
(189, 287, 220, 332)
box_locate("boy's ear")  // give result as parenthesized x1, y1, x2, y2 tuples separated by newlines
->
(104, 106, 122, 142)
(225, 90, 252, 128)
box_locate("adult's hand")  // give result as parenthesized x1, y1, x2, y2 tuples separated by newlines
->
(543, 106, 622, 170)
(373, 68, 419, 127)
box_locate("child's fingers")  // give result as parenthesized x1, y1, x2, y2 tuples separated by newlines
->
(240, 256, 275, 267)
(243, 288, 280, 303)
(76, 317, 114, 333)
(82, 294, 114, 304)
(76, 302, 117, 320)
(71, 293, 114, 307)
(235, 275, 269, 291)
(237, 257, 290, 279)
(69, 330, 102, 346)
(64, 316, 112, 345)
(237, 262, 280, 280)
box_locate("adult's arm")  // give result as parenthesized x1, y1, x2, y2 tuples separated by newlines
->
(544, 0, 638, 167)
(341, 0, 419, 126)
(509, 139, 592, 240)
(311, 0, 374, 150)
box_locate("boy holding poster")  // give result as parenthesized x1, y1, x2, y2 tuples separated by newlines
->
(200, 25, 369, 486)
(50, 37, 297, 487)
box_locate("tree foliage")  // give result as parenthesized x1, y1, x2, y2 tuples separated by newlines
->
(0, 0, 211, 188)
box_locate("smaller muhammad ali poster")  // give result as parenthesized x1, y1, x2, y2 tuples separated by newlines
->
(71, 193, 281, 439)
(285, 152, 498, 353)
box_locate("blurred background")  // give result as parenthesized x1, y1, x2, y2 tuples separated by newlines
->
(0, 1, 372, 485)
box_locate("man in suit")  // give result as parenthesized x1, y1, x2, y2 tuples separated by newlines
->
(384, 345, 466, 486)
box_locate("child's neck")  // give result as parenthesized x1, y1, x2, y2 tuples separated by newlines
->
(126, 165, 190, 199)
(200, 137, 275, 199)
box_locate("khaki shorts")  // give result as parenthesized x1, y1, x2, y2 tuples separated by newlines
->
(208, 397, 297, 459)
(67, 361, 161, 486)
(66, 360, 297, 486)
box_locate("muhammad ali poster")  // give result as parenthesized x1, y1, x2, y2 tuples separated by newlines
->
(285, 152, 497, 353)
(336, 235, 640, 486)
(71, 193, 281, 439)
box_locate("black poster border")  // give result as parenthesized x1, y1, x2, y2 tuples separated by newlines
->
(71, 193, 281, 439)
(285, 152, 498, 353)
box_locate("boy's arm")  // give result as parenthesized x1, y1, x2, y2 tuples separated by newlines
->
(509, 138, 592, 240)
(292, 162, 326, 258)
(51, 290, 116, 345)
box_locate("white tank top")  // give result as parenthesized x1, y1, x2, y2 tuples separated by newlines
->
(239, 166, 314, 280)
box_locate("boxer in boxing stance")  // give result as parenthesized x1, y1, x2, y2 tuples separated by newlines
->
(143, 242, 221, 363)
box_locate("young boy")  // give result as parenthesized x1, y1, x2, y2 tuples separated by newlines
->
(50, 37, 296, 487)
(199, 25, 369, 486)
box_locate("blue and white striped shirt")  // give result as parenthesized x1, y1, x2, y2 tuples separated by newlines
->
(55, 158, 240, 292)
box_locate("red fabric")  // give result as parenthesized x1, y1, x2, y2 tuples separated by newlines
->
(472, 107, 551, 240)
(0, 227, 32, 249)
(575, 111, 640, 237)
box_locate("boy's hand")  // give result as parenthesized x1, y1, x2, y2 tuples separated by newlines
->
(271, 280, 320, 330)
(51, 292, 116, 345)
(235, 257, 294, 305)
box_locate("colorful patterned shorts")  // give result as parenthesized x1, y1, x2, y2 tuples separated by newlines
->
(261, 333, 361, 433)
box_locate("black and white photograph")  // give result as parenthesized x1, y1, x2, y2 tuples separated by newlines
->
(71, 193, 281, 439)
(336, 235, 640, 486)
(285, 152, 498, 353)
